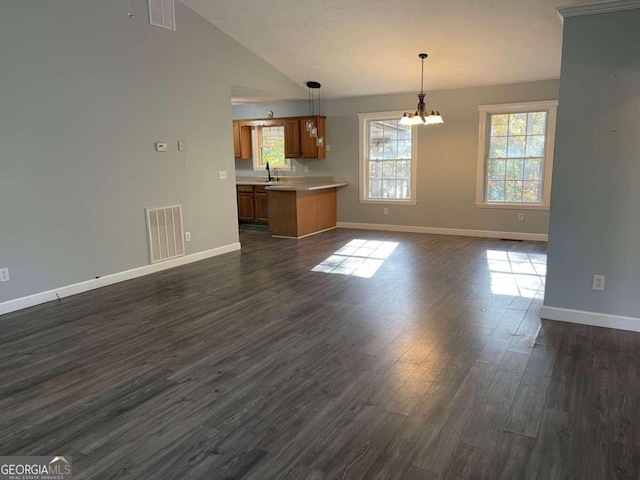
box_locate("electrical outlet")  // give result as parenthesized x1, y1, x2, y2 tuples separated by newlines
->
(185, 232, 191, 242)
(178, 140, 186, 151)
(383, 207, 389, 215)
(0, 268, 9, 282)
(326, 145, 331, 152)
(518, 213, 525, 222)
(592, 274, 605, 291)
(304, 165, 310, 173)
(218, 170, 227, 180)
(292, 165, 297, 172)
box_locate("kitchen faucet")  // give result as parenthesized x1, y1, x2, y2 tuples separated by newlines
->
(266, 162, 273, 182)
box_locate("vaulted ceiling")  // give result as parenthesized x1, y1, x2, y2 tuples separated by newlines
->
(181, 0, 594, 102)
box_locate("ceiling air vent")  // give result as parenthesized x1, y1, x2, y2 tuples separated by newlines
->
(148, 0, 176, 31)
(146, 205, 185, 264)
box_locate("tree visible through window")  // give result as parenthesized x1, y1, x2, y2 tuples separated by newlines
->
(477, 101, 557, 209)
(253, 125, 290, 171)
(260, 126, 285, 168)
(359, 112, 417, 204)
(486, 112, 546, 203)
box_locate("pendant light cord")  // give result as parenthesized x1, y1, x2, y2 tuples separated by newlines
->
(306, 82, 322, 116)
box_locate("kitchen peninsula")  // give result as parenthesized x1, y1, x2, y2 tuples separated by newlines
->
(236, 178, 348, 238)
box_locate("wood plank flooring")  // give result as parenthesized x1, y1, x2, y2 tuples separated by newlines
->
(1, 228, 639, 479)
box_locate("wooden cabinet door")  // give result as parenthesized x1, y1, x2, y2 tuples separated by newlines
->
(233, 122, 253, 159)
(237, 192, 255, 222)
(314, 116, 326, 159)
(254, 193, 269, 222)
(238, 125, 252, 159)
(300, 118, 317, 158)
(233, 122, 241, 158)
(300, 117, 326, 159)
(284, 119, 301, 158)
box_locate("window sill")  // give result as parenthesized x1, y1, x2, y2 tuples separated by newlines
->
(475, 203, 549, 211)
(360, 199, 417, 206)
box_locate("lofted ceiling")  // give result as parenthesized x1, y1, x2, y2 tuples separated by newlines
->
(181, 0, 595, 102)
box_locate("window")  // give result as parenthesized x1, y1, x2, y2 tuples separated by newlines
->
(359, 111, 417, 204)
(476, 100, 557, 209)
(252, 125, 291, 171)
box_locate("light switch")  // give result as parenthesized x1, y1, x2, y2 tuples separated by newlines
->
(218, 170, 228, 180)
(178, 140, 186, 151)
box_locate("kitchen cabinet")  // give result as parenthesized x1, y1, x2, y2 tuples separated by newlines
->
(268, 187, 338, 238)
(254, 187, 269, 222)
(237, 185, 255, 222)
(284, 119, 302, 158)
(237, 185, 268, 223)
(233, 121, 252, 159)
(299, 116, 326, 159)
(284, 116, 326, 159)
(233, 116, 326, 160)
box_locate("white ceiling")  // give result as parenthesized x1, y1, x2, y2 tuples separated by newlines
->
(181, 0, 595, 102)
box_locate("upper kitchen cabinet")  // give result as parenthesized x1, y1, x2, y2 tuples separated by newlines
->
(233, 116, 326, 160)
(284, 119, 302, 158)
(233, 121, 252, 159)
(298, 116, 326, 159)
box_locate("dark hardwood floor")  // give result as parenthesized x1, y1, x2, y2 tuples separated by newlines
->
(1, 228, 638, 479)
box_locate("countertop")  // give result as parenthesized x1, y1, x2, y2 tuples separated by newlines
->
(236, 179, 348, 191)
(266, 182, 348, 191)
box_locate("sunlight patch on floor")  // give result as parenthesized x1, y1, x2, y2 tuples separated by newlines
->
(312, 239, 399, 278)
(486, 250, 547, 298)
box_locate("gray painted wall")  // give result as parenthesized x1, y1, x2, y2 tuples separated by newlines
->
(544, 9, 640, 318)
(235, 80, 559, 233)
(0, 0, 305, 303)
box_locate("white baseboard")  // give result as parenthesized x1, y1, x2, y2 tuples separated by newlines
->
(541, 305, 640, 333)
(336, 222, 548, 242)
(0, 242, 241, 317)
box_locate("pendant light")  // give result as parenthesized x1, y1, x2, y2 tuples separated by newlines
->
(399, 53, 443, 126)
(306, 81, 324, 147)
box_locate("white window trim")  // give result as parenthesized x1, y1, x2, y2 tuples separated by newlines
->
(358, 111, 418, 205)
(251, 127, 292, 172)
(475, 100, 558, 210)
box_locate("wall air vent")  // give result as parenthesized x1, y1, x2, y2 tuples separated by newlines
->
(148, 0, 176, 31)
(145, 205, 185, 264)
